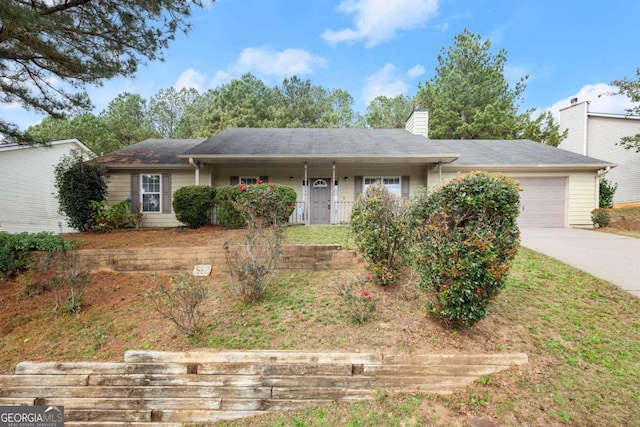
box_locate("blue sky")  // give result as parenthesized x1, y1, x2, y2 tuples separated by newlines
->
(4, 0, 640, 130)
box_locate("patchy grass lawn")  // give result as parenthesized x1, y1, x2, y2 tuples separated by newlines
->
(212, 248, 640, 427)
(284, 224, 355, 248)
(1, 226, 639, 426)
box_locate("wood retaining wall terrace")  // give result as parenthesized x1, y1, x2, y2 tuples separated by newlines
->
(0, 350, 528, 426)
(75, 244, 362, 274)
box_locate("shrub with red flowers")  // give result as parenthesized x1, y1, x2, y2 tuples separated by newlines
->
(408, 171, 520, 328)
(214, 182, 297, 228)
(338, 274, 377, 323)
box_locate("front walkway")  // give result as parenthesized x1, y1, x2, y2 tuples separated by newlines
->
(520, 228, 640, 298)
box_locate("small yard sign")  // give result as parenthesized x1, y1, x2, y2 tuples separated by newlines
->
(192, 264, 212, 277)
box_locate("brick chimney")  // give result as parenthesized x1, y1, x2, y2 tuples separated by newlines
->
(405, 108, 429, 138)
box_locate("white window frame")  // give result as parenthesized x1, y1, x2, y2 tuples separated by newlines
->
(364, 176, 401, 197)
(141, 174, 161, 213)
(240, 176, 259, 185)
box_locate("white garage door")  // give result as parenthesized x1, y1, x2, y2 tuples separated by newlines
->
(517, 178, 566, 228)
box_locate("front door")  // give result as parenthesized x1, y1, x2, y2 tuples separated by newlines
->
(310, 178, 331, 224)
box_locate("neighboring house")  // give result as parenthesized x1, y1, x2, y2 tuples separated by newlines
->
(0, 139, 95, 233)
(98, 109, 614, 228)
(559, 99, 640, 206)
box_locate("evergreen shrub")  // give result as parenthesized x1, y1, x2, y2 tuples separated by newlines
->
(173, 185, 216, 228)
(214, 183, 296, 228)
(350, 183, 409, 285)
(409, 171, 521, 327)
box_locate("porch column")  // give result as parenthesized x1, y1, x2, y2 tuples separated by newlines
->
(331, 162, 337, 224)
(303, 162, 309, 225)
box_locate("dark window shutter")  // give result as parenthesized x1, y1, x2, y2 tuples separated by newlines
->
(401, 176, 410, 200)
(230, 176, 239, 185)
(162, 173, 171, 214)
(259, 176, 268, 183)
(130, 173, 140, 213)
(354, 176, 363, 200)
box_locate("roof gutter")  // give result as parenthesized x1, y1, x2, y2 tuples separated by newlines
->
(177, 153, 461, 165)
(440, 163, 617, 172)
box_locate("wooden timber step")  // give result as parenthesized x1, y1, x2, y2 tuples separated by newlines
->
(0, 350, 527, 425)
(75, 244, 361, 273)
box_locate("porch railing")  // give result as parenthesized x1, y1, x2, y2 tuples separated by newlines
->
(288, 201, 355, 225)
(333, 200, 354, 224)
(211, 201, 355, 225)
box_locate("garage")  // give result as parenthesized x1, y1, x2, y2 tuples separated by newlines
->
(517, 177, 567, 227)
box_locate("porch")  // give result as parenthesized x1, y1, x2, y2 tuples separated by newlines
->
(211, 200, 355, 226)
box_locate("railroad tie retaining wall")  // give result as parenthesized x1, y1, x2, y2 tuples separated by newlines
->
(76, 244, 362, 274)
(0, 350, 528, 426)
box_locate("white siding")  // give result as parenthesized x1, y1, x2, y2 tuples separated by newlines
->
(559, 101, 588, 155)
(560, 102, 640, 205)
(429, 170, 597, 227)
(586, 116, 640, 204)
(405, 109, 429, 138)
(0, 141, 92, 233)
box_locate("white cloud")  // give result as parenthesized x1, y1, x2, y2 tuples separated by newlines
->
(236, 47, 328, 78)
(362, 63, 410, 105)
(210, 70, 232, 88)
(407, 64, 425, 79)
(208, 46, 328, 88)
(323, 0, 439, 48)
(548, 83, 638, 119)
(174, 68, 207, 92)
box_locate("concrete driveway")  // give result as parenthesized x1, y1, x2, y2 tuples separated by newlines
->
(519, 228, 640, 298)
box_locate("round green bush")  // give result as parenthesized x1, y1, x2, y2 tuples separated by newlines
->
(409, 171, 521, 328)
(214, 185, 246, 228)
(172, 185, 216, 228)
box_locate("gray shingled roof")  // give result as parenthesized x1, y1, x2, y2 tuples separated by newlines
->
(98, 138, 206, 167)
(437, 139, 614, 168)
(181, 128, 459, 157)
(97, 129, 614, 170)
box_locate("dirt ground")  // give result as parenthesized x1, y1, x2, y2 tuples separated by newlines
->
(2, 225, 528, 368)
(64, 225, 245, 249)
(607, 206, 640, 230)
(2, 223, 637, 426)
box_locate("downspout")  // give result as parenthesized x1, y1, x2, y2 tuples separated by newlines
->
(438, 162, 442, 185)
(189, 157, 200, 185)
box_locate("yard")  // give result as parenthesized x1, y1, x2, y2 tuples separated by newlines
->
(0, 224, 639, 426)
(602, 205, 640, 238)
